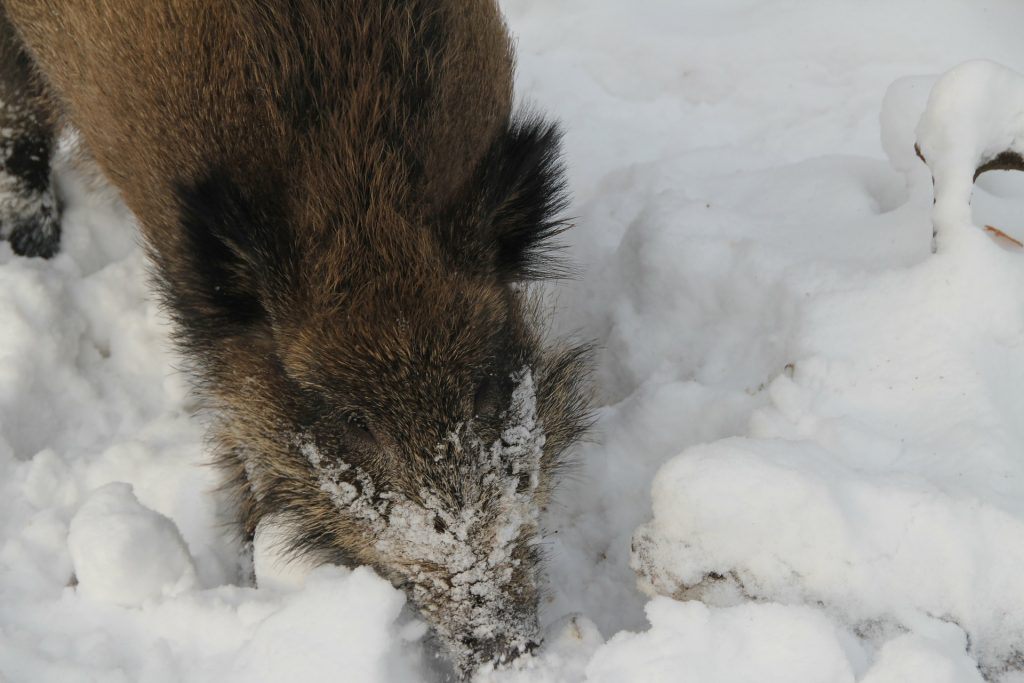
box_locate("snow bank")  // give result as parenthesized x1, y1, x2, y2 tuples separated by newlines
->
(223, 567, 423, 683)
(916, 61, 1024, 241)
(632, 61, 1024, 679)
(585, 600, 858, 683)
(5, 556, 421, 683)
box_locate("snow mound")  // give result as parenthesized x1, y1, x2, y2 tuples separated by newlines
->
(633, 60, 1024, 679)
(586, 600, 857, 683)
(861, 634, 985, 683)
(68, 482, 196, 606)
(916, 60, 1024, 241)
(225, 566, 423, 683)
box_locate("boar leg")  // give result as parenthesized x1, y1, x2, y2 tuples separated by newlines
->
(0, 8, 57, 258)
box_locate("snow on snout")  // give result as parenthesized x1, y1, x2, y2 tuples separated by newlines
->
(301, 369, 546, 668)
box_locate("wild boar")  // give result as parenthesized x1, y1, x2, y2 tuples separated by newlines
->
(0, 0, 590, 675)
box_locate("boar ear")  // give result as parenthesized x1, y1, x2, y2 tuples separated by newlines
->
(161, 171, 294, 341)
(480, 115, 571, 281)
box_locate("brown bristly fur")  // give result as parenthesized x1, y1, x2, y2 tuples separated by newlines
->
(0, 0, 591, 676)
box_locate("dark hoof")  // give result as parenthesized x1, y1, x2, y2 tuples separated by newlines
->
(5, 195, 60, 258)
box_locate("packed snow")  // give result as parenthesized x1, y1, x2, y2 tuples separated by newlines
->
(4, 1, 1024, 682)
(916, 60, 1024, 245)
(67, 482, 197, 606)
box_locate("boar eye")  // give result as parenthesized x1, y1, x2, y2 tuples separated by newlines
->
(473, 375, 503, 418)
(344, 412, 376, 445)
(433, 515, 447, 534)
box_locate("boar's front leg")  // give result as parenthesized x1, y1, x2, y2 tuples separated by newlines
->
(0, 7, 57, 258)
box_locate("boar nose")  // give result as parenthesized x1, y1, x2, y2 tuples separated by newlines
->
(510, 638, 541, 660)
(463, 635, 541, 668)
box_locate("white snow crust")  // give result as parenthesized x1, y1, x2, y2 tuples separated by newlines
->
(67, 482, 196, 606)
(916, 60, 1024, 242)
(5, 0, 1024, 681)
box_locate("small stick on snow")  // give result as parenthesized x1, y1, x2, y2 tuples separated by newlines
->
(983, 225, 1024, 248)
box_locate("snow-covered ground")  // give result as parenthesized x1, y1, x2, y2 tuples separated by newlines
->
(4, 1, 1024, 681)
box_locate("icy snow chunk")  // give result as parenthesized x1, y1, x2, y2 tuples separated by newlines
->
(860, 634, 985, 683)
(632, 437, 1024, 670)
(585, 599, 857, 683)
(226, 566, 423, 683)
(915, 60, 1024, 239)
(67, 482, 196, 606)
